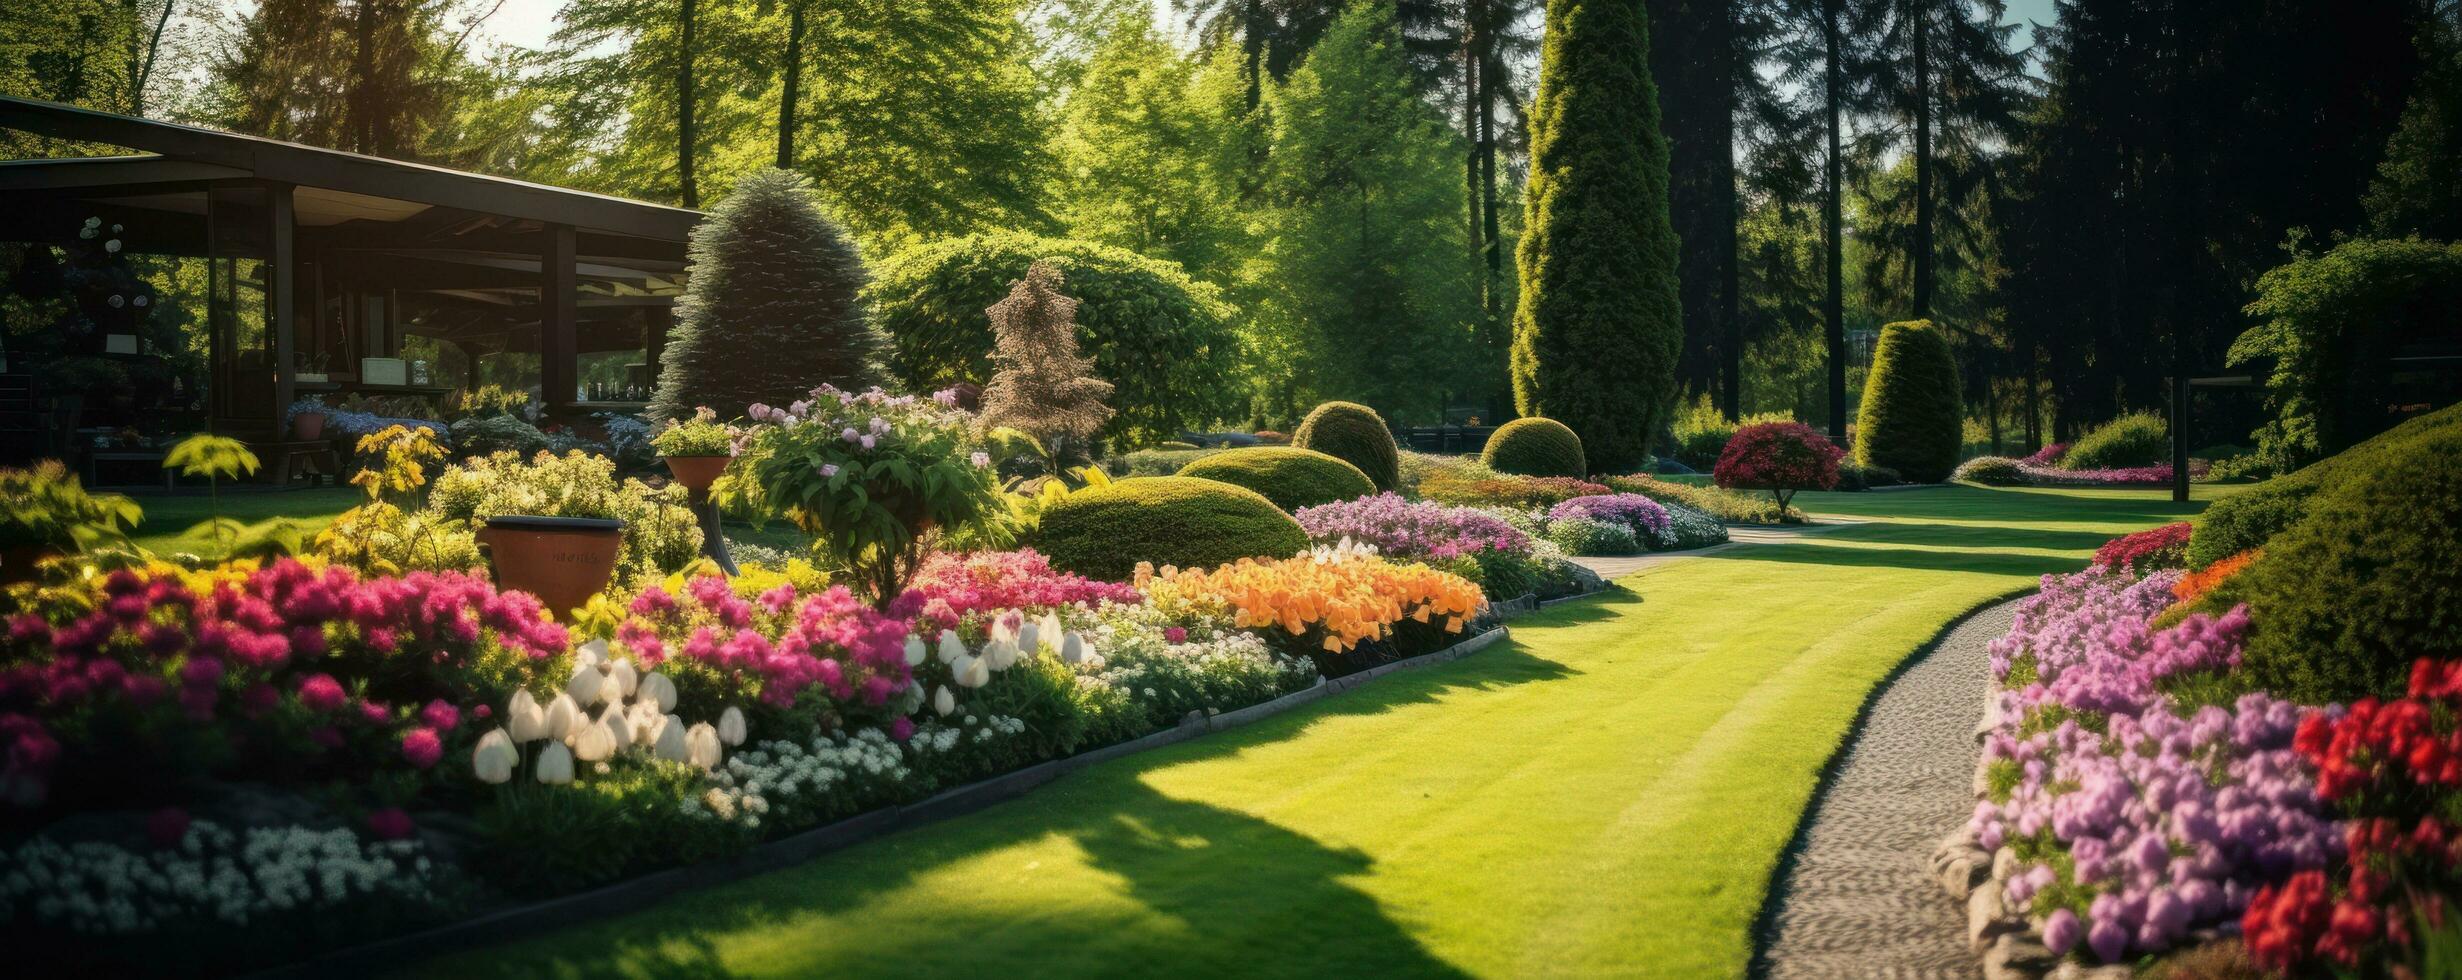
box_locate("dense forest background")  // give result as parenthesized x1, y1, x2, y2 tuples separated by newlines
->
(4, 0, 2456, 449)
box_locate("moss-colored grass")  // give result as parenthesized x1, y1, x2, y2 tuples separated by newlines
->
(124, 488, 361, 555)
(400, 485, 2224, 978)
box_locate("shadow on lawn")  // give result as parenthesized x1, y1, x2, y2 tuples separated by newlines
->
(1796, 485, 2213, 526)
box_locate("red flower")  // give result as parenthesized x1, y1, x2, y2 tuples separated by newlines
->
(365, 807, 414, 841)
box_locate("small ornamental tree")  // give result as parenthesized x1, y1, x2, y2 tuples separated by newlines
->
(648, 169, 881, 421)
(978, 260, 1114, 469)
(1714, 421, 1843, 511)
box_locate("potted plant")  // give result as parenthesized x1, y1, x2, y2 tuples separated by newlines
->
(287, 396, 330, 441)
(475, 514, 624, 618)
(0, 461, 142, 584)
(650, 406, 737, 494)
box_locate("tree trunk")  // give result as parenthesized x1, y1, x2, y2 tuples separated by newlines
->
(351, 0, 377, 154)
(1823, 0, 1847, 442)
(777, 1, 804, 170)
(129, 0, 177, 116)
(678, 0, 700, 208)
(1464, 22, 1483, 282)
(1243, 0, 1265, 112)
(1912, 0, 1934, 320)
(1712, 0, 1740, 421)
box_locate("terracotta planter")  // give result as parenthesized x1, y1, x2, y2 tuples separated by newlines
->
(293, 412, 328, 441)
(662, 454, 732, 495)
(0, 544, 58, 586)
(477, 515, 622, 618)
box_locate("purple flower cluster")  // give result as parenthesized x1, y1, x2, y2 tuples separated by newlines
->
(2014, 460, 2210, 486)
(1973, 567, 2341, 964)
(1546, 493, 1671, 539)
(1292, 493, 1534, 561)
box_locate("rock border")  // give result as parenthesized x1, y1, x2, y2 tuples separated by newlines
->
(260, 624, 1513, 979)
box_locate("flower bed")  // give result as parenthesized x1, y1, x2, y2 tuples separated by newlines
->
(1134, 541, 1485, 670)
(1955, 456, 2211, 488)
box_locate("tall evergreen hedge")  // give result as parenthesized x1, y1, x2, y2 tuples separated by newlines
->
(1852, 320, 1963, 483)
(648, 169, 878, 421)
(1509, 0, 1685, 473)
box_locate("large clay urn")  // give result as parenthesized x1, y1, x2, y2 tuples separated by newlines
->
(662, 454, 731, 496)
(477, 515, 622, 618)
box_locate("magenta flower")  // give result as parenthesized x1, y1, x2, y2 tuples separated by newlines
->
(365, 807, 415, 841)
(298, 673, 347, 712)
(400, 727, 443, 769)
(420, 699, 461, 732)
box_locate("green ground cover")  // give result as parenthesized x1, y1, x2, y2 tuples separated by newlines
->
(398, 484, 2226, 978)
(125, 488, 360, 555)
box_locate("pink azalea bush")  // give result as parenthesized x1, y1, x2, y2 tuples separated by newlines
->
(896, 549, 1142, 633)
(1293, 493, 1535, 561)
(0, 559, 566, 810)
(1713, 421, 1843, 508)
(1973, 566, 2342, 965)
(1546, 493, 1672, 541)
(613, 574, 913, 738)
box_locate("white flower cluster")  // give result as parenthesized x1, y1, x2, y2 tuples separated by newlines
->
(482, 639, 743, 786)
(920, 610, 1100, 719)
(690, 728, 912, 828)
(0, 821, 433, 935)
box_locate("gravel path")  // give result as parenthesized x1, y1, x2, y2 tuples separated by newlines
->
(1753, 596, 2022, 980)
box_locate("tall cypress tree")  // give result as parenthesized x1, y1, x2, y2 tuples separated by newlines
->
(648, 169, 880, 421)
(1512, 0, 1684, 472)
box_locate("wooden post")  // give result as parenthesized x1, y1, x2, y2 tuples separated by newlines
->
(269, 182, 296, 424)
(541, 223, 578, 409)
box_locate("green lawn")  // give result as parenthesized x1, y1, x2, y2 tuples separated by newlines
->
(124, 488, 362, 555)
(399, 484, 2226, 979)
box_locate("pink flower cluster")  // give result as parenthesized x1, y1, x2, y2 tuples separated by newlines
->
(2015, 459, 2209, 487)
(895, 549, 1142, 632)
(1547, 494, 1672, 540)
(1292, 493, 1535, 561)
(2024, 442, 2071, 466)
(620, 575, 913, 708)
(1974, 566, 2341, 964)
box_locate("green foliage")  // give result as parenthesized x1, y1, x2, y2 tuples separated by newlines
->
(0, 461, 141, 552)
(164, 433, 258, 484)
(2234, 427, 2462, 703)
(447, 414, 552, 458)
(1852, 320, 1964, 483)
(2186, 401, 2462, 567)
(431, 451, 701, 585)
(1482, 417, 1587, 478)
(1032, 476, 1307, 581)
(1953, 456, 2028, 486)
(1103, 448, 1224, 478)
(2231, 237, 2462, 472)
(475, 763, 744, 898)
(1176, 447, 1376, 512)
(1510, 0, 1684, 472)
(650, 407, 736, 457)
(2062, 411, 2170, 470)
(1668, 397, 1792, 470)
(1599, 472, 1804, 525)
(650, 170, 879, 422)
(316, 426, 481, 576)
(873, 231, 1241, 447)
(1292, 401, 1400, 492)
(1048, 15, 1244, 279)
(2365, 19, 2462, 242)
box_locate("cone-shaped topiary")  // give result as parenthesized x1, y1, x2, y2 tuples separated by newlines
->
(1482, 417, 1587, 477)
(1509, 0, 1684, 473)
(1177, 447, 1375, 511)
(648, 169, 879, 421)
(2231, 426, 2462, 703)
(1292, 401, 1400, 491)
(979, 260, 1114, 469)
(1033, 477, 1308, 582)
(1851, 320, 1963, 483)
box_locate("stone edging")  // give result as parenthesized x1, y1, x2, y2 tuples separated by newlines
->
(259, 624, 1514, 979)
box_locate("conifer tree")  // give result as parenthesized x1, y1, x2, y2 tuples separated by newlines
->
(979, 260, 1115, 467)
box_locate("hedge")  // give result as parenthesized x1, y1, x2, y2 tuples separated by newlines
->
(1851, 320, 1963, 483)
(871, 232, 1241, 447)
(1177, 447, 1376, 512)
(2186, 401, 2462, 567)
(1292, 401, 1401, 492)
(2063, 411, 2169, 471)
(1482, 417, 1587, 478)
(1032, 477, 1308, 581)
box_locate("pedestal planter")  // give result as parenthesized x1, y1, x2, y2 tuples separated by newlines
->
(476, 516, 622, 617)
(661, 454, 731, 495)
(292, 412, 328, 441)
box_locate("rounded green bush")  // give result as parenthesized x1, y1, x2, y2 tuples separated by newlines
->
(1176, 447, 1375, 512)
(1033, 477, 1308, 581)
(2185, 401, 2462, 567)
(1952, 456, 2026, 486)
(871, 231, 1241, 447)
(2063, 411, 2169, 470)
(1292, 401, 1400, 492)
(1482, 417, 1587, 478)
(2234, 427, 2462, 703)
(1852, 320, 1963, 483)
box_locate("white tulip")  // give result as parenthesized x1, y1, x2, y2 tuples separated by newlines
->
(603, 709, 635, 749)
(609, 657, 639, 698)
(955, 653, 991, 689)
(565, 662, 602, 704)
(934, 685, 956, 717)
(1037, 612, 1064, 649)
(471, 728, 516, 784)
(652, 714, 688, 761)
(507, 690, 548, 742)
(628, 701, 664, 742)
(595, 672, 624, 707)
(937, 630, 967, 664)
(989, 614, 1017, 646)
(717, 706, 747, 747)
(685, 723, 723, 771)
(904, 636, 928, 667)
(1060, 633, 1089, 665)
(543, 693, 579, 740)
(576, 637, 609, 669)
(638, 673, 678, 713)
(979, 638, 1014, 671)
(535, 741, 575, 784)
(1015, 622, 1040, 660)
(571, 715, 618, 762)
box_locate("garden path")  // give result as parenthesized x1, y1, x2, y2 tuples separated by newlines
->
(406, 486, 2223, 980)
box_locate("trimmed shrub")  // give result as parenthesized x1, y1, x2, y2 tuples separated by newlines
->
(2233, 427, 2462, 703)
(1953, 456, 2026, 486)
(1418, 471, 1610, 509)
(1852, 320, 1963, 483)
(1032, 476, 1308, 582)
(1713, 421, 1844, 510)
(872, 231, 1241, 446)
(1177, 447, 1376, 512)
(649, 169, 878, 421)
(2063, 411, 2169, 471)
(1546, 516, 1639, 556)
(1293, 401, 1401, 492)
(1103, 448, 1221, 477)
(1482, 417, 1587, 478)
(2185, 401, 2462, 567)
